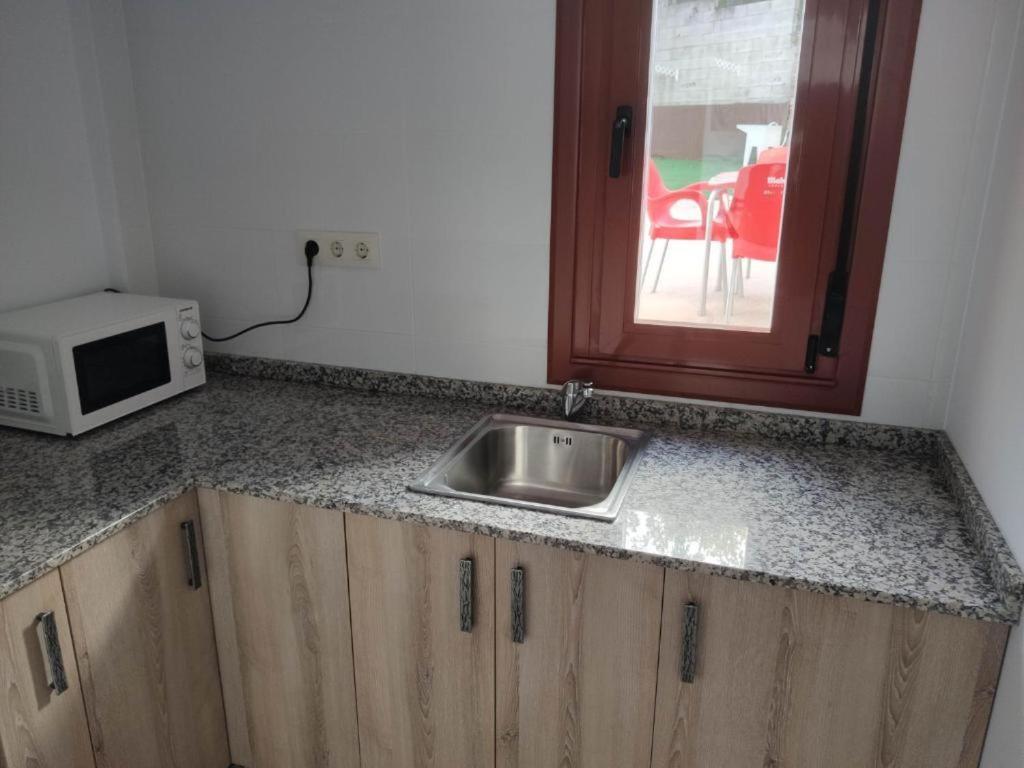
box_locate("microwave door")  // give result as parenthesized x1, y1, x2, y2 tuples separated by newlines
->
(72, 322, 171, 415)
(61, 316, 182, 434)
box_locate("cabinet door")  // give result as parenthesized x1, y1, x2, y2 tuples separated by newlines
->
(60, 491, 230, 768)
(495, 540, 664, 768)
(346, 513, 495, 768)
(0, 570, 96, 768)
(199, 490, 360, 767)
(652, 570, 1008, 768)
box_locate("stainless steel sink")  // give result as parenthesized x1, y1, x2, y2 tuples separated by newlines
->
(408, 414, 648, 521)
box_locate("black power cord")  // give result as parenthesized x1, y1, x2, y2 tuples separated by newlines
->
(202, 240, 319, 343)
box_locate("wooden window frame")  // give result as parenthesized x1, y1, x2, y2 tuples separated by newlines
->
(547, 0, 922, 414)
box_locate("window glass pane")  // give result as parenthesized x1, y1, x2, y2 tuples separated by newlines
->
(636, 0, 805, 332)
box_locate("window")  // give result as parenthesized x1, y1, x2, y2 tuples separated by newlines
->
(548, 0, 921, 413)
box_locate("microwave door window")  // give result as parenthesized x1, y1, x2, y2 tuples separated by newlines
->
(72, 323, 172, 415)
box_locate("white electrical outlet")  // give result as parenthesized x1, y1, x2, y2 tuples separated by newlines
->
(298, 231, 381, 269)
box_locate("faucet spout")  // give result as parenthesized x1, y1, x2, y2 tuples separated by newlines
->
(560, 379, 594, 420)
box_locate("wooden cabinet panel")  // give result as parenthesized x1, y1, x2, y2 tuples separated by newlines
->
(873, 607, 1007, 767)
(652, 570, 1008, 768)
(199, 490, 360, 767)
(495, 539, 664, 768)
(0, 570, 95, 768)
(346, 513, 495, 768)
(60, 491, 229, 768)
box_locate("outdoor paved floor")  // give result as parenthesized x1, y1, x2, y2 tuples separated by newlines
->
(635, 238, 776, 331)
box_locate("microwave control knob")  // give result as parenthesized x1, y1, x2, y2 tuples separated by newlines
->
(180, 319, 200, 340)
(182, 346, 203, 369)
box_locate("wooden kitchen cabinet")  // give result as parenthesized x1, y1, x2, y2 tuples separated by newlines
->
(346, 513, 495, 768)
(29, 486, 1003, 768)
(199, 490, 361, 767)
(60, 491, 230, 768)
(495, 539, 664, 768)
(0, 570, 96, 768)
(651, 569, 1008, 768)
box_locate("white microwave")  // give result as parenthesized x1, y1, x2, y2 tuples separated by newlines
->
(0, 292, 206, 436)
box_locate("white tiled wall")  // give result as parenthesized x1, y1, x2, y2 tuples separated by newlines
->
(124, 0, 553, 388)
(0, 0, 111, 312)
(0, 0, 156, 314)
(116, 0, 1010, 426)
(863, 0, 1016, 428)
(69, 0, 158, 296)
(946, 3, 1024, 765)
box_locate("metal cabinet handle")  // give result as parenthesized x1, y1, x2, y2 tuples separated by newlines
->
(511, 567, 525, 644)
(35, 611, 69, 695)
(608, 105, 633, 178)
(459, 558, 474, 633)
(680, 602, 699, 683)
(181, 520, 202, 590)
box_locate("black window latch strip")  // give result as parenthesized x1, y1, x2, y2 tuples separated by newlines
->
(815, 0, 882, 363)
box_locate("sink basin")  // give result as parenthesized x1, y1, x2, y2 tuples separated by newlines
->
(408, 414, 648, 520)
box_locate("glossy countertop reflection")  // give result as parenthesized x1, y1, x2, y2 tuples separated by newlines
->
(0, 371, 1014, 622)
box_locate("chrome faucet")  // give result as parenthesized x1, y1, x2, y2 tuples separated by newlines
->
(560, 379, 594, 420)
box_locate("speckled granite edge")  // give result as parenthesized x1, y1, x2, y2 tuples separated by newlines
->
(204, 352, 940, 455)
(1, 482, 194, 601)
(201, 353, 1024, 621)
(935, 434, 1024, 617)
(4, 354, 1013, 625)
(1, 358, 1019, 624)
(5, 467, 1016, 624)
(193, 481, 1020, 624)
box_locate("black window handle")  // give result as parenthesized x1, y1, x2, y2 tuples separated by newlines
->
(608, 105, 633, 178)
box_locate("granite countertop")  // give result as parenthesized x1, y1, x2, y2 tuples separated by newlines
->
(1, 355, 1021, 624)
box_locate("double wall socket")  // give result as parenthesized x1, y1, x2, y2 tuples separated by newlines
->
(299, 231, 380, 269)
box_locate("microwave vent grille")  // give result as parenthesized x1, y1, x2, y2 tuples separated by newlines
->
(0, 386, 41, 414)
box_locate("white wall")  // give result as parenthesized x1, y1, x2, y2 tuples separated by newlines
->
(0, 0, 156, 314)
(862, 0, 1018, 427)
(69, 0, 159, 296)
(0, 0, 109, 311)
(126, 0, 553, 385)
(122, 0, 1008, 426)
(945, 1, 1024, 764)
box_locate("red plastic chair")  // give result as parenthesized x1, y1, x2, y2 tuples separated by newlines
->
(756, 146, 789, 164)
(722, 161, 787, 321)
(640, 162, 730, 309)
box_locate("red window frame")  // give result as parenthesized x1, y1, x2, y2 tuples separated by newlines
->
(547, 0, 922, 413)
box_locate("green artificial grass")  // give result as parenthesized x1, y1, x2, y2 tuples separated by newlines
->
(652, 155, 742, 190)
